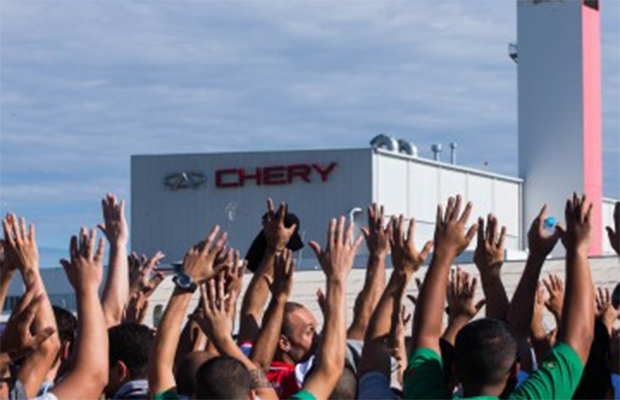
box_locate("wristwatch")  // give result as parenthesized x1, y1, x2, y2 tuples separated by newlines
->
(172, 272, 197, 293)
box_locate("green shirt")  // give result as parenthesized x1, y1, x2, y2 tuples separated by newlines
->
(289, 389, 317, 400)
(404, 342, 583, 399)
(152, 389, 180, 400)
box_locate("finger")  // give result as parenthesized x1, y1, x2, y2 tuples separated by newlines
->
(407, 218, 415, 245)
(70, 235, 79, 260)
(336, 216, 345, 246)
(18, 217, 27, 244)
(87, 228, 96, 258)
(498, 226, 507, 249)
(204, 225, 221, 251)
(420, 240, 433, 260)
(79, 227, 88, 257)
(459, 200, 473, 226)
(475, 299, 486, 312)
(352, 234, 364, 253)
(477, 217, 485, 247)
(2, 217, 16, 248)
(345, 218, 355, 245)
(397, 215, 405, 246)
(465, 224, 478, 245)
(266, 198, 275, 219)
(327, 218, 336, 251)
(537, 204, 548, 233)
(367, 205, 375, 228)
(436, 204, 444, 225)
(309, 241, 322, 260)
(28, 223, 36, 243)
(361, 227, 370, 241)
(445, 196, 455, 221)
(95, 238, 105, 262)
(206, 279, 217, 312)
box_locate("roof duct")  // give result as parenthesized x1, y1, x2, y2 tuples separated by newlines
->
(370, 134, 398, 152)
(397, 139, 418, 157)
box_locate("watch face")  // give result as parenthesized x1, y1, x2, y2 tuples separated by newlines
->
(176, 273, 191, 287)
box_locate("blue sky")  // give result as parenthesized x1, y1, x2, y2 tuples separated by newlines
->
(1, 1, 618, 267)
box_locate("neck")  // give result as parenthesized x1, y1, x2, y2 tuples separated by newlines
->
(273, 349, 295, 366)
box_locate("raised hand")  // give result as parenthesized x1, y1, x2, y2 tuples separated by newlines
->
(60, 228, 105, 293)
(97, 193, 128, 246)
(309, 216, 363, 282)
(561, 193, 593, 253)
(181, 226, 227, 284)
(390, 215, 433, 274)
(265, 249, 295, 299)
(129, 251, 165, 298)
(218, 249, 247, 295)
(595, 287, 620, 335)
(473, 214, 506, 276)
(447, 268, 485, 322)
(433, 195, 477, 258)
(542, 274, 564, 321)
(124, 291, 149, 324)
(606, 202, 620, 255)
(0, 283, 55, 367)
(193, 273, 238, 343)
(2, 214, 40, 276)
(361, 204, 390, 256)
(264, 199, 297, 253)
(528, 205, 563, 259)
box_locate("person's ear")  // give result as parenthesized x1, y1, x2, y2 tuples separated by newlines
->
(279, 335, 291, 352)
(61, 341, 71, 361)
(116, 360, 129, 382)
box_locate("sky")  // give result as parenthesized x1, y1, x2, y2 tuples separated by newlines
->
(1, 0, 618, 267)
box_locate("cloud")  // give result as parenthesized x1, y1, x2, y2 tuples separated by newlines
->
(0, 0, 618, 250)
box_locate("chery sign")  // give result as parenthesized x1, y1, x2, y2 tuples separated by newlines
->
(215, 162, 337, 188)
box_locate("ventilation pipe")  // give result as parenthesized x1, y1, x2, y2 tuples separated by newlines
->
(397, 139, 418, 157)
(450, 142, 457, 165)
(370, 134, 398, 152)
(431, 144, 443, 161)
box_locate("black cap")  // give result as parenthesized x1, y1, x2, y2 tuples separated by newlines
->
(245, 212, 303, 273)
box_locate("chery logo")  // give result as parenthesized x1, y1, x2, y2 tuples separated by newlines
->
(215, 162, 337, 188)
(163, 172, 207, 191)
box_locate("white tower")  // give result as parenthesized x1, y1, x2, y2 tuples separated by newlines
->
(517, 0, 602, 255)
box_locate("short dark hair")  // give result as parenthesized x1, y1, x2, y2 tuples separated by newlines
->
(455, 319, 517, 388)
(52, 306, 76, 347)
(282, 302, 305, 336)
(108, 323, 154, 379)
(328, 365, 357, 400)
(194, 356, 252, 400)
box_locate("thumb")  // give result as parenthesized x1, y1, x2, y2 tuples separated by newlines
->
(308, 241, 322, 259)
(475, 299, 486, 312)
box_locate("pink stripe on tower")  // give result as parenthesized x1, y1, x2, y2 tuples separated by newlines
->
(582, 1, 602, 255)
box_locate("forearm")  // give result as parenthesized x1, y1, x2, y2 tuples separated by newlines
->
(149, 289, 193, 396)
(0, 269, 15, 313)
(480, 273, 509, 320)
(559, 249, 594, 363)
(239, 249, 276, 343)
(441, 316, 468, 346)
(52, 289, 108, 400)
(348, 252, 386, 340)
(507, 255, 545, 335)
(251, 295, 286, 371)
(317, 278, 347, 376)
(412, 251, 453, 352)
(366, 269, 410, 341)
(101, 243, 129, 327)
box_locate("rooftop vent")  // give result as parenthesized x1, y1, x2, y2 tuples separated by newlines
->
(431, 144, 443, 161)
(397, 139, 418, 157)
(370, 134, 398, 152)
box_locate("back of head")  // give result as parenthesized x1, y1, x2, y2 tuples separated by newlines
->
(108, 322, 154, 380)
(328, 365, 357, 400)
(176, 351, 216, 397)
(455, 319, 518, 390)
(194, 356, 252, 400)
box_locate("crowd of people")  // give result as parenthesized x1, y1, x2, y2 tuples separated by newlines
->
(0, 192, 618, 399)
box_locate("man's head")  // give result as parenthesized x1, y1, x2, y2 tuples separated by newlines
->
(278, 302, 318, 364)
(194, 356, 256, 400)
(454, 319, 518, 394)
(176, 351, 217, 397)
(106, 322, 154, 397)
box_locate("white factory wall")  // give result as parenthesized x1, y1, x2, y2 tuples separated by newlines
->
(373, 149, 523, 254)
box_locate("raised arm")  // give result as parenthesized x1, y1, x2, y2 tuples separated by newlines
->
(347, 204, 390, 340)
(52, 228, 108, 400)
(98, 194, 130, 327)
(2, 214, 60, 398)
(359, 215, 431, 377)
(251, 250, 295, 371)
(239, 200, 296, 344)
(558, 193, 595, 364)
(0, 241, 16, 312)
(507, 205, 561, 342)
(191, 274, 278, 400)
(412, 196, 476, 354)
(473, 214, 509, 320)
(302, 216, 363, 400)
(148, 226, 226, 397)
